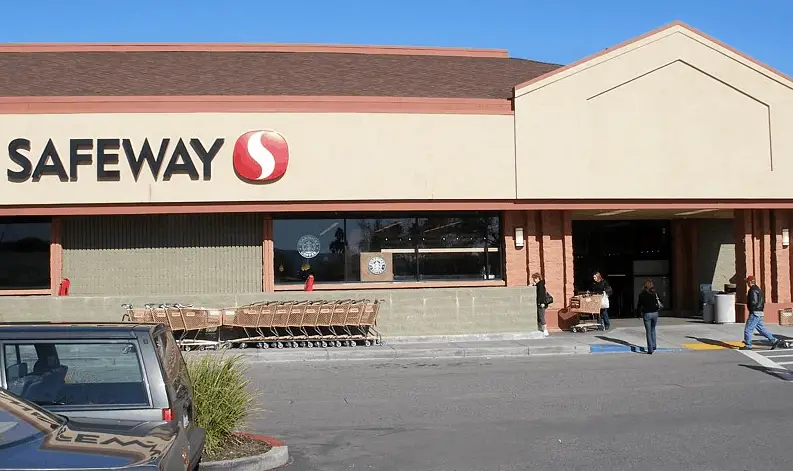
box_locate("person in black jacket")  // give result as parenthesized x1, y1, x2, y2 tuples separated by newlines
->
(531, 272, 550, 337)
(742, 276, 781, 350)
(591, 272, 612, 330)
(636, 279, 662, 354)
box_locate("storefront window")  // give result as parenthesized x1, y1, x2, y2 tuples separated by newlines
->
(0, 218, 51, 290)
(273, 218, 345, 284)
(346, 218, 418, 281)
(273, 213, 502, 284)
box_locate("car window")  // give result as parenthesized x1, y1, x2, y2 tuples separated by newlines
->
(154, 331, 191, 396)
(2, 343, 149, 408)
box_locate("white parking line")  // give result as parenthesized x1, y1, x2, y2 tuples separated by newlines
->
(763, 354, 793, 359)
(739, 349, 786, 369)
(777, 361, 793, 365)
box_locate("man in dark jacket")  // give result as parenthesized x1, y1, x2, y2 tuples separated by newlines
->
(531, 273, 550, 337)
(743, 276, 780, 350)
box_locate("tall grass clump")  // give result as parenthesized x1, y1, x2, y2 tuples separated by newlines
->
(187, 354, 258, 455)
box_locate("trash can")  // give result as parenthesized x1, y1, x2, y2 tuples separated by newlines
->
(701, 286, 715, 323)
(702, 302, 715, 323)
(714, 292, 736, 324)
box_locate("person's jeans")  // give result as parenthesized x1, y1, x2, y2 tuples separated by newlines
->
(537, 306, 546, 330)
(643, 311, 659, 353)
(744, 312, 777, 348)
(600, 308, 610, 330)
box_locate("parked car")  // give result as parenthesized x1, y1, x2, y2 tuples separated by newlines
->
(0, 386, 191, 470)
(0, 323, 204, 471)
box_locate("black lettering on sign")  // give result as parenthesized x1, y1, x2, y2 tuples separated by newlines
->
(75, 433, 100, 444)
(123, 138, 169, 182)
(7, 138, 32, 182)
(32, 139, 68, 182)
(97, 139, 121, 181)
(55, 430, 74, 442)
(190, 138, 224, 180)
(69, 138, 93, 182)
(163, 138, 199, 181)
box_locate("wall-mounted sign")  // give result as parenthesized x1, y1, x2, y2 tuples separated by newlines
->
(4, 130, 289, 184)
(6, 137, 225, 183)
(233, 130, 289, 183)
(360, 252, 394, 282)
(297, 235, 321, 259)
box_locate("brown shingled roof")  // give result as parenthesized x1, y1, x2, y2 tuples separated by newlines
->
(0, 51, 561, 99)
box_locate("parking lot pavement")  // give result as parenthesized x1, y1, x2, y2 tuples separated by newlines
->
(246, 350, 793, 471)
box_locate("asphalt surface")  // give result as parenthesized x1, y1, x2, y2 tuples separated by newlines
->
(247, 350, 793, 471)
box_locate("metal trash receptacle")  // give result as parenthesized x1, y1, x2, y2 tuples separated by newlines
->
(714, 293, 736, 324)
(702, 303, 714, 323)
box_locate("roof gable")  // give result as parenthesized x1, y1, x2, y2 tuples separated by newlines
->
(514, 22, 793, 97)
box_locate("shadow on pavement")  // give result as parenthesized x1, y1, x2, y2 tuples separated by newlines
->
(739, 364, 793, 382)
(595, 336, 647, 353)
(685, 336, 740, 349)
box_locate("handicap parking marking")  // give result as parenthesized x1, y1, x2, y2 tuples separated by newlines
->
(589, 344, 685, 354)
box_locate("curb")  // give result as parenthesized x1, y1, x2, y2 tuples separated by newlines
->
(384, 331, 546, 344)
(201, 434, 288, 471)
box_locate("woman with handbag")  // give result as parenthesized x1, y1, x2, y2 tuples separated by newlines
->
(531, 273, 551, 337)
(637, 279, 663, 354)
(591, 272, 612, 330)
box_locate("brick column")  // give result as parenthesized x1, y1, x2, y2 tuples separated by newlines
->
(761, 209, 773, 303)
(262, 216, 274, 292)
(772, 210, 791, 303)
(671, 220, 686, 312)
(50, 217, 63, 295)
(526, 211, 542, 278)
(503, 211, 529, 287)
(562, 211, 575, 306)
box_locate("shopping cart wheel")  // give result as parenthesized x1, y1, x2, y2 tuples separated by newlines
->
(198, 346, 206, 352)
(291, 341, 298, 348)
(364, 340, 372, 347)
(261, 342, 269, 349)
(320, 341, 327, 348)
(239, 343, 247, 349)
(183, 346, 192, 352)
(276, 342, 283, 349)
(306, 341, 313, 348)
(348, 341, 356, 347)
(334, 341, 342, 347)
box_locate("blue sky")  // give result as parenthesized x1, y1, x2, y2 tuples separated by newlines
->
(3, 1, 791, 75)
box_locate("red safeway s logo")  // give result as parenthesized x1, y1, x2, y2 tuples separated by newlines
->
(233, 130, 289, 183)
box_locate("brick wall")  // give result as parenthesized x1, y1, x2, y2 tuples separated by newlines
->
(503, 210, 574, 330)
(734, 209, 793, 323)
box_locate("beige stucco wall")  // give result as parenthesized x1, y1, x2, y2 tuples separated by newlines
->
(514, 25, 793, 199)
(0, 112, 515, 206)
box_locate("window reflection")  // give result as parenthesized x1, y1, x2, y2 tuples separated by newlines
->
(0, 218, 51, 290)
(273, 219, 345, 284)
(273, 214, 502, 284)
(346, 218, 417, 281)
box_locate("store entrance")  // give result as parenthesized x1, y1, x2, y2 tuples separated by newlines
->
(572, 220, 672, 318)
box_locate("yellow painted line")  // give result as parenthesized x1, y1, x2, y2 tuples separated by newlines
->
(682, 341, 744, 350)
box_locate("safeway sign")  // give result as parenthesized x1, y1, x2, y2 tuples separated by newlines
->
(6, 137, 225, 183)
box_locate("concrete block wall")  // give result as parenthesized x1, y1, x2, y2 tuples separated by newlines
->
(0, 286, 538, 338)
(62, 214, 264, 296)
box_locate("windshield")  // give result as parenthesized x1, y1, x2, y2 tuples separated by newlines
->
(0, 388, 63, 448)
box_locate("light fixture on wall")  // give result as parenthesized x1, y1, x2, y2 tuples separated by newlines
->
(515, 227, 524, 248)
(783, 228, 790, 248)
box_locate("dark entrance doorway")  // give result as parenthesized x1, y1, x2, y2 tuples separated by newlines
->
(572, 220, 672, 318)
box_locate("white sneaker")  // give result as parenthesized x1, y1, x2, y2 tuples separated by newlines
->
(543, 329, 550, 337)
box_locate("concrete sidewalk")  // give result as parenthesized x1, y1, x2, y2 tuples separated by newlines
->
(192, 319, 793, 363)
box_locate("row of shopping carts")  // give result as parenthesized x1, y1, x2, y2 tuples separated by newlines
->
(121, 299, 383, 351)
